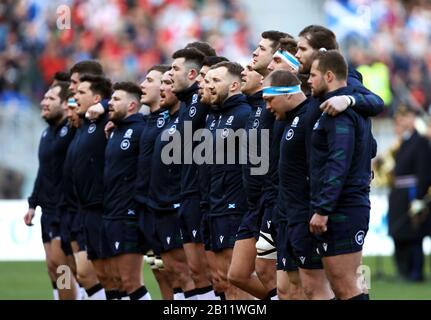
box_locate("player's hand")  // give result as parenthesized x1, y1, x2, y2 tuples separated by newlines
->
(320, 96, 349, 116)
(86, 103, 105, 121)
(24, 208, 35, 226)
(309, 213, 328, 235)
(104, 121, 116, 139)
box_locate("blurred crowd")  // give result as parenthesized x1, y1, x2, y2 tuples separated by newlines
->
(0, 0, 252, 109)
(326, 0, 431, 116)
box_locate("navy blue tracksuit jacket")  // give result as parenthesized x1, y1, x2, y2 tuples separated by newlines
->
(103, 113, 146, 218)
(209, 94, 250, 216)
(310, 87, 374, 216)
(28, 118, 75, 212)
(177, 83, 208, 198)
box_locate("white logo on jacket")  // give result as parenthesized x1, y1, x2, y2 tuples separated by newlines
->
(124, 129, 133, 139)
(120, 139, 130, 150)
(88, 123, 97, 134)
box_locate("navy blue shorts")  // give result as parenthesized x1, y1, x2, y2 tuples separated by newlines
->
(70, 211, 86, 252)
(101, 217, 149, 258)
(236, 204, 261, 241)
(154, 211, 184, 253)
(178, 197, 203, 243)
(200, 208, 212, 251)
(313, 207, 370, 257)
(259, 205, 277, 239)
(41, 211, 60, 243)
(277, 221, 322, 270)
(59, 210, 73, 256)
(138, 205, 163, 255)
(209, 214, 243, 252)
(82, 208, 104, 260)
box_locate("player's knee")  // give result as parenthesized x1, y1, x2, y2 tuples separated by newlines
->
(120, 273, 140, 293)
(277, 282, 289, 299)
(227, 267, 247, 287)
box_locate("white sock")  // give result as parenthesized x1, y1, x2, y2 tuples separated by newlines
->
(53, 289, 59, 300)
(270, 295, 279, 300)
(122, 295, 130, 300)
(138, 292, 152, 300)
(80, 287, 88, 300)
(173, 288, 185, 300)
(87, 288, 106, 300)
(198, 290, 218, 300)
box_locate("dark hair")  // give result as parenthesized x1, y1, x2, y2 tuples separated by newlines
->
(202, 56, 229, 67)
(70, 60, 104, 76)
(79, 74, 112, 99)
(51, 81, 70, 103)
(113, 82, 142, 102)
(298, 25, 338, 51)
(53, 71, 70, 83)
(185, 41, 217, 57)
(261, 30, 293, 52)
(267, 70, 301, 87)
(172, 47, 206, 70)
(278, 37, 298, 55)
(210, 61, 244, 80)
(313, 50, 347, 81)
(148, 64, 171, 74)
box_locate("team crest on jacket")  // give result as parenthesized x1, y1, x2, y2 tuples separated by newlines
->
(192, 93, 199, 104)
(60, 126, 68, 137)
(120, 139, 130, 150)
(88, 123, 96, 134)
(292, 116, 299, 128)
(226, 115, 234, 125)
(313, 120, 320, 130)
(124, 129, 133, 139)
(255, 107, 262, 117)
(189, 106, 197, 118)
(42, 129, 48, 138)
(157, 117, 165, 128)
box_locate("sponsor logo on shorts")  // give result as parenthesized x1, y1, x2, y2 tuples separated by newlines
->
(322, 243, 328, 252)
(355, 230, 365, 246)
(219, 235, 224, 243)
(115, 241, 120, 250)
(282, 257, 286, 266)
(192, 230, 197, 238)
(166, 236, 171, 245)
(299, 256, 306, 265)
(266, 220, 271, 230)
